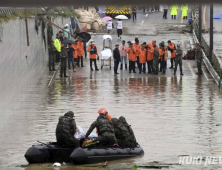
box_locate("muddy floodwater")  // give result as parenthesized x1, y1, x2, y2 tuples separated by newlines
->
(0, 67, 222, 170)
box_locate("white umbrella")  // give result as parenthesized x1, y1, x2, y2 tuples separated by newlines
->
(115, 15, 128, 20)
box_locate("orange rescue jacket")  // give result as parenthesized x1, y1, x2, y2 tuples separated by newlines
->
(77, 41, 84, 56)
(133, 42, 141, 57)
(127, 47, 136, 61)
(88, 45, 98, 59)
(168, 43, 176, 58)
(139, 49, 147, 63)
(147, 43, 154, 61)
(71, 44, 79, 59)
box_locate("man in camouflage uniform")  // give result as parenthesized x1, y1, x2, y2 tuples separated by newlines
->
(85, 108, 118, 147)
(111, 118, 135, 148)
(119, 116, 137, 146)
(59, 47, 68, 78)
(194, 43, 203, 75)
(48, 41, 56, 71)
(153, 44, 159, 75)
(174, 44, 184, 76)
(56, 111, 80, 148)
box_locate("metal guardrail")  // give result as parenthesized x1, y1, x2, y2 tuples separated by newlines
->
(192, 10, 222, 89)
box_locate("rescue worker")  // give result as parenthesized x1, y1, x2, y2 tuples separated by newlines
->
(67, 43, 75, 72)
(113, 44, 121, 75)
(168, 40, 176, 69)
(48, 41, 56, 71)
(71, 41, 79, 67)
(133, 38, 141, 69)
(88, 41, 99, 71)
(174, 44, 184, 76)
(56, 111, 79, 147)
(181, 4, 188, 19)
(170, 4, 178, 19)
(159, 44, 167, 74)
(85, 108, 118, 147)
(127, 43, 136, 73)
(132, 6, 137, 22)
(147, 43, 154, 73)
(161, 41, 168, 67)
(107, 20, 114, 34)
(54, 33, 61, 63)
(153, 44, 159, 74)
(59, 46, 68, 78)
(111, 118, 135, 148)
(138, 45, 146, 74)
(119, 116, 137, 146)
(59, 31, 64, 43)
(193, 43, 203, 75)
(117, 19, 123, 39)
(77, 38, 84, 67)
(120, 40, 127, 70)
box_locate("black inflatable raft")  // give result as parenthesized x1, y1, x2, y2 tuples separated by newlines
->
(25, 142, 144, 164)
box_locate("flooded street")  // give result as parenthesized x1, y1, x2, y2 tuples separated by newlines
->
(1, 11, 222, 170)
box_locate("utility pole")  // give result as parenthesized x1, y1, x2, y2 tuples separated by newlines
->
(199, 4, 202, 44)
(210, 4, 213, 61)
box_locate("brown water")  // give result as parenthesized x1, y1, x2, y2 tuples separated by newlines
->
(1, 68, 222, 170)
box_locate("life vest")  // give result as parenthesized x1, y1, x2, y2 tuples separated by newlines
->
(96, 115, 114, 135)
(107, 21, 113, 30)
(56, 116, 75, 135)
(139, 49, 146, 63)
(132, 7, 137, 13)
(117, 21, 123, 29)
(90, 46, 97, 54)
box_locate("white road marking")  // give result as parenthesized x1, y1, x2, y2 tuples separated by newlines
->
(141, 20, 144, 24)
(48, 63, 61, 87)
(145, 14, 148, 17)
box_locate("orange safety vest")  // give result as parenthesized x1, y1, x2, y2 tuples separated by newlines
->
(88, 45, 98, 59)
(127, 47, 136, 61)
(77, 41, 84, 57)
(133, 42, 141, 56)
(147, 43, 154, 61)
(139, 49, 147, 63)
(168, 43, 176, 58)
(71, 44, 79, 59)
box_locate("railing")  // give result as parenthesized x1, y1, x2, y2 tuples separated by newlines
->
(192, 8, 222, 88)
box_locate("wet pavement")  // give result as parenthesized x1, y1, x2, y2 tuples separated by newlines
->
(1, 9, 222, 170)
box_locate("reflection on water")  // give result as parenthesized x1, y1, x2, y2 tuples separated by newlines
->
(0, 76, 222, 170)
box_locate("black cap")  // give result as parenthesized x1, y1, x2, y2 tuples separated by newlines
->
(127, 41, 131, 43)
(168, 40, 171, 43)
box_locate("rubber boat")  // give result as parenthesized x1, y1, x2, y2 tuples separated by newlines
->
(24, 142, 144, 164)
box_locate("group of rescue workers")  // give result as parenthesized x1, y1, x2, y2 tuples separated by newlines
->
(50, 29, 204, 77)
(113, 38, 203, 76)
(56, 109, 137, 148)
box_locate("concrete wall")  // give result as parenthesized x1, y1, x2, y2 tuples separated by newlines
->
(0, 17, 70, 130)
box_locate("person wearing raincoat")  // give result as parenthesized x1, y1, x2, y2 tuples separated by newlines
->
(147, 43, 154, 74)
(170, 4, 178, 19)
(127, 42, 136, 73)
(181, 4, 188, 19)
(138, 45, 146, 74)
(133, 38, 141, 69)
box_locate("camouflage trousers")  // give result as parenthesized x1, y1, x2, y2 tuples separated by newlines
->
(174, 60, 182, 74)
(94, 133, 117, 146)
(60, 59, 67, 77)
(49, 54, 55, 70)
(153, 60, 159, 73)
(56, 133, 80, 148)
(197, 61, 203, 74)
